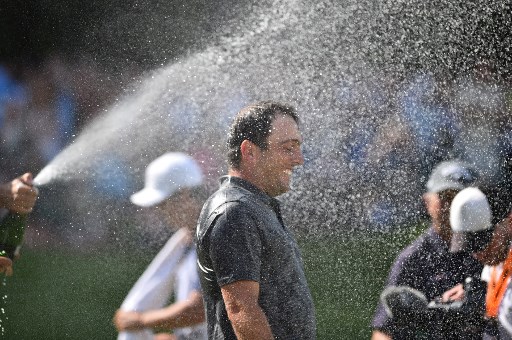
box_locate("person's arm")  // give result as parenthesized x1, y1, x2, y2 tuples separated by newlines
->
(0, 173, 38, 214)
(114, 290, 205, 331)
(220, 280, 273, 340)
(371, 330, 392, 340)
(371, 240, 424, 339)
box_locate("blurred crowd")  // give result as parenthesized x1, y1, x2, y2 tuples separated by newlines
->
(342, 61, 512, 229)
(0, 55, 147, 249)
(1, 55, 512, 245)
(0, 55, 142, 182)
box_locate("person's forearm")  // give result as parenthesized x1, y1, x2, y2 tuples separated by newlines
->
(140, 294, 205, 330)
(228, 304, 273, 340)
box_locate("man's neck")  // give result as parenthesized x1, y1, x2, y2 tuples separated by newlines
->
(228, 169, 265, 193)
(433, 221, 452, 243)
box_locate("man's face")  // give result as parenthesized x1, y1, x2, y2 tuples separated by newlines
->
(425, 189, 459, 236)
(154, 190, 200, 231)
(254, 114, 304, 197)
(437, 189, 459, 223)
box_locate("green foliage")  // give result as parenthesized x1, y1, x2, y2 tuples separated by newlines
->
(0, 224, 426, 339)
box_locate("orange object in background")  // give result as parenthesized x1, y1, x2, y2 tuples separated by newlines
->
(486, 248, 512, 318)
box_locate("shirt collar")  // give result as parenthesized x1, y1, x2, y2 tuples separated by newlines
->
(219, 175, 282, 212)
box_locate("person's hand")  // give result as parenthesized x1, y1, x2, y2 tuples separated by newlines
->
(0, 256, 13, 276)
(113, 309, 145, 331)
(441, 283, 464, 302)
(0, 173, 39, 214)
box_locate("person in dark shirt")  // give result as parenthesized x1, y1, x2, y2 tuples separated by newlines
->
(196, 101, 316, 339)
(372, 160, 486, 339)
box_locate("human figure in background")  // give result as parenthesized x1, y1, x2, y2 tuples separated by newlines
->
(378, 187, 494, 339)
(114, 152, 207, 340)
(0, 172, 38, 276)
(443, 186, 493, 306)
(371, 160, 487, 339)
(196, 101, 316, 339)
(481, 243, 512, 340)
(472, 211, 512, 339)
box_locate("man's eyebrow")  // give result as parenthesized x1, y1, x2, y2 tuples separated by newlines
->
(278, 138, 302, 146)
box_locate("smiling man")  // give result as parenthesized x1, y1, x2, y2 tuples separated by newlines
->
(196, 101, 316, 339)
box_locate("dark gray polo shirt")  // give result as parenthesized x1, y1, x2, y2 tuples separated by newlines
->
(196, 176, 316, 340)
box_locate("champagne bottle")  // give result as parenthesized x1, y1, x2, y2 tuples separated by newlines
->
(0, 213, 27, 260)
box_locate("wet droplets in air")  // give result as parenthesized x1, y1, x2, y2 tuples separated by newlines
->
(0, 278, 7, 337)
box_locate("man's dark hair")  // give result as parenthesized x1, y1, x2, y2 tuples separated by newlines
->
(227, 101, 299, 169)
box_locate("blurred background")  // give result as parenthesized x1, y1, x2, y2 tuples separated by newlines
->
(1, 0, 512, 338)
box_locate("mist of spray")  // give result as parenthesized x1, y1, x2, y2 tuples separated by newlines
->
(30, 0, 428, 234)
(32, 0, 508, 234)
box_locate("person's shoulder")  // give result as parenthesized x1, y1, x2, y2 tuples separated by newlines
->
(393, 230, 432, 264)
(200, 186, 244, 218)
(197, 187, 257, 242)
(210, 183, 252, 205)
(385, 231, 433, 284)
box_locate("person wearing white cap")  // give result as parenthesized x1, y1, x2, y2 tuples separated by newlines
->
(449, 187, 493, 254)
(114, 152, 207, 340)
(466, 193, 512, 339)
(372, 160, 488, 340)
(447, 187, 512, 340)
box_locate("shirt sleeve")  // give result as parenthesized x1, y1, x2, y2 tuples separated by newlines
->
(372, 260, 402, 335)
(372, 248, 418, 336)
(208, 202, 262, 287)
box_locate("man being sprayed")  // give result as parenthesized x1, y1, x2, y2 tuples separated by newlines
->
(372, 160, 487, 339)
(0, 173, 38, 276)
(114, 153, 207, 340)
(196, 101, 316, 339)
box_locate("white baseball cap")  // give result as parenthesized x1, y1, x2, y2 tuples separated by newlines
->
(130, 152, 203, 207)
(449, 187, 493, 253)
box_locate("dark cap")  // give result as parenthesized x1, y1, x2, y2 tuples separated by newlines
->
(426, 160, 479, 194)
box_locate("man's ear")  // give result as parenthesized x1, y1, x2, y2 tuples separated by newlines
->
(423, 192, 437, 218)
(240, 140, 256, 161)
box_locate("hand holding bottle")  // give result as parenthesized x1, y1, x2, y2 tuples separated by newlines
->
(0, 173, 39, 214)
(0, 173, 39, 276)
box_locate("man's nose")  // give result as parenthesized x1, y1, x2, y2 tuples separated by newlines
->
(293, 149, 305, 166)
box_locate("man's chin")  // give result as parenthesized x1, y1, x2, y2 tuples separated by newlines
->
(275, 183, 291, 196)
